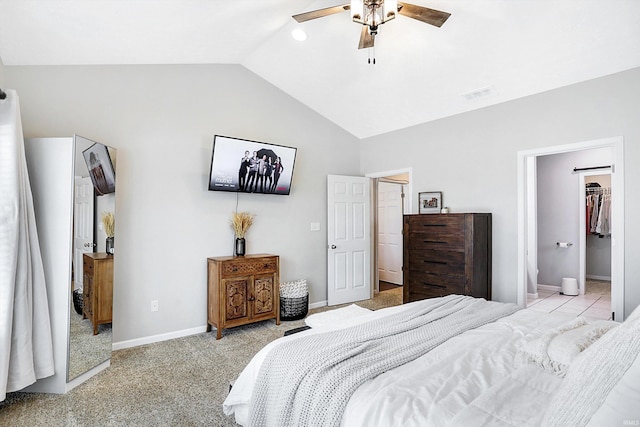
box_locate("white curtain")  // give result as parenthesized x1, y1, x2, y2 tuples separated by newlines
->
(0, 89, 54, 401)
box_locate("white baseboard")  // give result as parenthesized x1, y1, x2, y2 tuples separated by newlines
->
(309, 300, 327, 310)
(112, 325, 208, 351)
(586, 275, 611, 281)
(527, 292, 539, 299)
(537, 284, 561, 292)
(114, 301, 330, 351)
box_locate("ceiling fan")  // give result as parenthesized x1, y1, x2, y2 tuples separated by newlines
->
(292, 1, 451, 52)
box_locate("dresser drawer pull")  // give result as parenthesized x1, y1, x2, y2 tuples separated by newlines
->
(423, 260, 447, 265)
(422, 282, 447, 289)
(423, 240, 446, 244)
(422, 224, 446, 227)
(232, 266, 238, 272)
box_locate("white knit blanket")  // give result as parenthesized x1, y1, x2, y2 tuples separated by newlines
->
(247, 295, 520, 427)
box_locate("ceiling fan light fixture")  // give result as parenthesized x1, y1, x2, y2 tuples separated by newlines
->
(351, 0, 397, 27)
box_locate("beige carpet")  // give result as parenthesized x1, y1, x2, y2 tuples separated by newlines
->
(0, 288, 402, 426)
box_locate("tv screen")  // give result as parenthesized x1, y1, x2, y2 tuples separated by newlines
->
(83, 143, 116, 196)
(208, 135, 297, 195)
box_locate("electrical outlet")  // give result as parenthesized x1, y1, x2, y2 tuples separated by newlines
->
(151, 300, 159, 312)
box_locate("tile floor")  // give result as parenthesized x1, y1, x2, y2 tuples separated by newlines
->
(527, 282, 612, 321)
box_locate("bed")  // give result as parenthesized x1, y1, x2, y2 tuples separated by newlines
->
(223, 294, 640, 427)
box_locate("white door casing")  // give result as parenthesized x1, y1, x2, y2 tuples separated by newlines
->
(377, 181, 403, 285)
(327, 175, 371, 305)
(517, 137, 624, 320)
(73, 176, 94, 289)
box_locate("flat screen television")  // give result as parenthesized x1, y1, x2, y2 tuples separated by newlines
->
(208, 135, 297, 195)
(83, 142, 116, 196)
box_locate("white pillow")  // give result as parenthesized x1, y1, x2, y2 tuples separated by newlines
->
(516, 317, 616, 376)
(547, 320, 618, 367)
(587, 349, 640, 426)
(304, 304, 371, 329)
(542, 304, 640, 426)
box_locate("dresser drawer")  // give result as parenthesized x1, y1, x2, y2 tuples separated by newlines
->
(406, 250, 465, 276)
(221, 257, 277, 277)
(406, 232, 464, 250)
(405, 214, 464, 231)
(407, 271, 464, 291)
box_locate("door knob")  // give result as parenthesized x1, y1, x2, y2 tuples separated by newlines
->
(330, 245, 337, 249)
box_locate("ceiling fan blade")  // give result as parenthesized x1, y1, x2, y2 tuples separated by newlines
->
(397, 2, 451, 27)
(358, 26, 375, 49)
(293, 4, 350, 23)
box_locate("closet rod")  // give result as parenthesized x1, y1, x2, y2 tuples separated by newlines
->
(573, 165, 611, 172)
(0, 88, 6, 100)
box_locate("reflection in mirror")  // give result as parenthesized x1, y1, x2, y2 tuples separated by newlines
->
(68, 136, 116, 381)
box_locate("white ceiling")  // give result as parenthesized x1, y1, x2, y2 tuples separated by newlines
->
(1, 0, 639, 138)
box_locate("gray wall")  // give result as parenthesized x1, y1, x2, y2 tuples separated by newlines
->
(360, 67, 640, 317)
(536, 149, 611, 287)
(8, 64, 640, 345)
(5, 64, 360, 344)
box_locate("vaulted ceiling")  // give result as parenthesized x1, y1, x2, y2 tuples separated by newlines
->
(1, 0, 639, 138)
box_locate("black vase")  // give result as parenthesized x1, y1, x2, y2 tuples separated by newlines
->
(235, 237, 246, 257)
(106, 236, 114, 255)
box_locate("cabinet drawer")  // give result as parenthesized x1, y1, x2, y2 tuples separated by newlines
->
(406, 231, 464, 250)
(405, 214, 464, 231)
(406, 271, 464, 292)
(221, 258, 277, 276)
(405, 213, 465, 249)
(406, 251, 465, 276)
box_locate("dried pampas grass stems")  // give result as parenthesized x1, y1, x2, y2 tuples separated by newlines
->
(101, 212, 115, 238)
(230, 211, 254, 238)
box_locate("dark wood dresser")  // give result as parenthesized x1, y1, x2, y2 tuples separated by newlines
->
(207, 254, 280, 339)
(403, 213, 491, 303)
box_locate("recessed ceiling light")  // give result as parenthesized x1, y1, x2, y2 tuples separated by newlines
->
(291, 28, 307, 41)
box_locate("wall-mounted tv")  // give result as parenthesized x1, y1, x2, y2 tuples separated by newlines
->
(208, 135, 297, 195)
(83, 142, 116, 196)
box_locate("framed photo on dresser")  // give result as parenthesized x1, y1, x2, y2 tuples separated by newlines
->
(419, 191, 442, 214)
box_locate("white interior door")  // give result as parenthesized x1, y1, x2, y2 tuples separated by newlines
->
(378, 181, 403, 285)
(73, 176, 94, 289)
(327, 175, 371, 305)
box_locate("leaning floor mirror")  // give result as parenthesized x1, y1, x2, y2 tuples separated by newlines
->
(68, 137, 116, 382)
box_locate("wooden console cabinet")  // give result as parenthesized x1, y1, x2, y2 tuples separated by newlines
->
(403, 213, 492, 303)
(83, 253, 114, 335)
(207, 254, 280, 339)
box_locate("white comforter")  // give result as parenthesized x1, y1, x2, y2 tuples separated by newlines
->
(223, 302, 576, 427)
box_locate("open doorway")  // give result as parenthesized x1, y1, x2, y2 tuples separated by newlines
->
(366, 169, 412, 293)
(517, 137, 624, 320)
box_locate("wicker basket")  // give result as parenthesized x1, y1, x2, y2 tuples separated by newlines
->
(280, 293, 309, 321)
(72, 289, 83, 315)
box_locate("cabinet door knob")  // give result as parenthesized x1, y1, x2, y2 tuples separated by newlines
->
(248, 296, 255, 301)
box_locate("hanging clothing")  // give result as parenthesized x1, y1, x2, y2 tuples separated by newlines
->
(597, 194, 611, 236)
(586, 189, 611, 238)
(0, 89, 54, 401)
